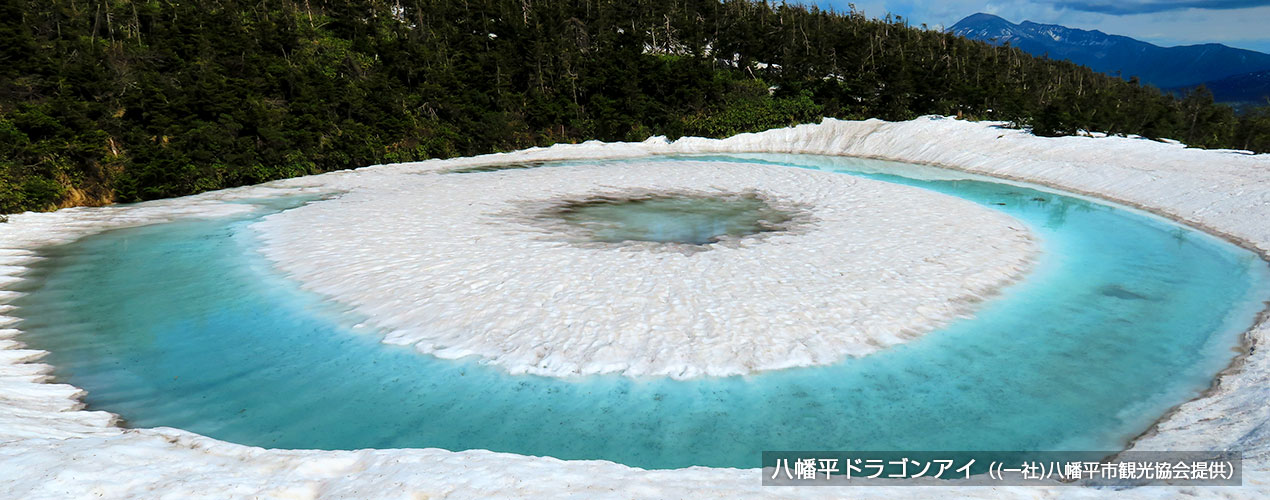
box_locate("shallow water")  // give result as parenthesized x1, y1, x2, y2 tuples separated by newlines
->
(13, 154, 1270, 469)
(554, 193, 794, 244)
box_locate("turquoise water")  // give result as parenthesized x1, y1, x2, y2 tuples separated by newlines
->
(554, 193, 794, 244)
(13, 154, 1270, 470)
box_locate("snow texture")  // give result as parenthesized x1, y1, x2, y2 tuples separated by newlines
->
(250, 160, 1035, 378)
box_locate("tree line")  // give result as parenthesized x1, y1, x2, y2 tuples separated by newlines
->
(2, 0, 1267, 213)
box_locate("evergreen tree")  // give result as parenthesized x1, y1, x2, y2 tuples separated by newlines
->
(1, 0, 1266, 213)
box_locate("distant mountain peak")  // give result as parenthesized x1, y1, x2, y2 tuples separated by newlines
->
(950, 13, 1270, 90)
(958, 12, 1007, 23)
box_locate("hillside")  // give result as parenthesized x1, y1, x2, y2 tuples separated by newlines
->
(950, 13, 1270, 89)
(1168, 70, 1270, 108)
(2, 0, 1269, 214)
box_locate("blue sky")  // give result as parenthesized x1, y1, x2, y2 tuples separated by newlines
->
(798, 1, 1270, 53)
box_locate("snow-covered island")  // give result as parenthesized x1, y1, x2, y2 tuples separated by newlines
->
(1, 116, 1269, 498)
(251, 159, 1034, 379)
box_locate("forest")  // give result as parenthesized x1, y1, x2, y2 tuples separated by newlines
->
(2, 0, 1269, 213)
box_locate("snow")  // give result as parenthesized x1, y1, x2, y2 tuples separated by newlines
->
(251, 160, 1035, 378)
(1, 116, 1270, 498)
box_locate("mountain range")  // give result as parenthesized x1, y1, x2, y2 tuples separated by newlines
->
(1166, 70, 1270, 107)
(950, 13, 1270, 105)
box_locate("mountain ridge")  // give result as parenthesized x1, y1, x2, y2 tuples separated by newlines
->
(950, 13, 1270, 90)
(1167, 70, 1270, 107)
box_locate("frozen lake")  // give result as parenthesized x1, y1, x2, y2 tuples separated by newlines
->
(13, 154, 1270, 470)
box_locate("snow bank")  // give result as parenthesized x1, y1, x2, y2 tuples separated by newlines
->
(1, 116, 1269, 498)
(251, 160, 1034, 378)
